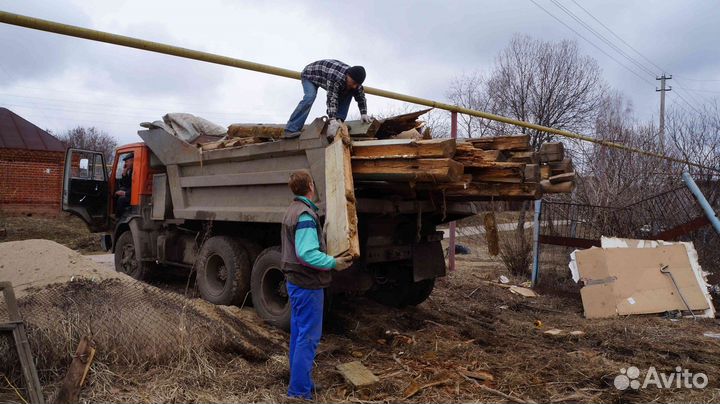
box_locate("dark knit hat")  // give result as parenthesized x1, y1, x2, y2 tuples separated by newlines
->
(347, 66, 366, 84)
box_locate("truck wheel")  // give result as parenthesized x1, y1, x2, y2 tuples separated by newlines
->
(250, 247, 291, 331)
(114, 230, 152, 280)
(196, 236, 251, 305)
(368, 265, 411, 308)
(403, 278, 435, 306)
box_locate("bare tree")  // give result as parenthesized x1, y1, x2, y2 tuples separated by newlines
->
(446, 72, 493, 138)
(487, 34, 606, 150)
(574, 91, 678, 207)
(59, 126, 118, 162)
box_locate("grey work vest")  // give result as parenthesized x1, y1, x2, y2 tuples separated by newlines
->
(281, 199, 332, 289)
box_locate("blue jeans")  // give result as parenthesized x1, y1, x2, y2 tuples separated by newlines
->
(285, 79, 353, 132)
(287, 281, 324, 399)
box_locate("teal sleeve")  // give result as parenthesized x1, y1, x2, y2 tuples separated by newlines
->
(295, 213, 336, 270)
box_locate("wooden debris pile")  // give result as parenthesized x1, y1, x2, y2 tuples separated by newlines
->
(198, 123, 284, 151)
(351, 134, 575, 200)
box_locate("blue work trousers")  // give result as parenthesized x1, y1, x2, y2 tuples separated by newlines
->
(285, 79, 353, 132)
(287, 281, 324, 399)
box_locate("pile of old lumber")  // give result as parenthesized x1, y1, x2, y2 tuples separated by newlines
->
(351, 134, 575, 200)
(198, 123, 285, 151)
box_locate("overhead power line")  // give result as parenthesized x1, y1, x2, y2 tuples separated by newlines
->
(529, 0, 654, 86)
(568, 0, 668, 73)
(550, 0, 657, 77)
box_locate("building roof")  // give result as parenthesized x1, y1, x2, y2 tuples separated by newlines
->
(0, 107, 65, 152)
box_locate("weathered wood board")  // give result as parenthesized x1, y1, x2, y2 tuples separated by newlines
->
(351, 138, 456, 159)
(336, 361, 379, 387)
(325, 126, 360, 259)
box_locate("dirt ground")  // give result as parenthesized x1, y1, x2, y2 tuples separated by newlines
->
(0, 213, 103, 253)
(2, 217, 720, 403)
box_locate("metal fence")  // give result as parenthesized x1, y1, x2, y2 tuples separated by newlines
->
(537, 185, 720, 278)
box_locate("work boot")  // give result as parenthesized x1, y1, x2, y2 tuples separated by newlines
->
(282, 130, 302, 139)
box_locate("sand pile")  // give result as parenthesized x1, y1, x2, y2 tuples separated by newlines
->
(0, 239, 127, 298)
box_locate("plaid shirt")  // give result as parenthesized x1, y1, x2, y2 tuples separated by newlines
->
(301, 59, 367, 119)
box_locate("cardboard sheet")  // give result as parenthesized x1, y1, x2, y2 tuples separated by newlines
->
(570, 239, 715, 319)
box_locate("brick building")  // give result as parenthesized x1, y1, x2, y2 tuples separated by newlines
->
(0, 108, 65, 216)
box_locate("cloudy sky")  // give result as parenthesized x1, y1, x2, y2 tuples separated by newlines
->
(1, 0, 718, 145)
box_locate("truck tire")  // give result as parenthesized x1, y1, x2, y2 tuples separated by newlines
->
(403, 278, 435, 306)
(368, 265, 411, 308)
(196, 236, 251, 306)
(114, 230, 153, 280)
(250, 247, 291, 331)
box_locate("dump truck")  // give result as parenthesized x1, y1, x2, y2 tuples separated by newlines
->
(63, 117, 478, 329)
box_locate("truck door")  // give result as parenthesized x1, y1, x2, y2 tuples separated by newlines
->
(62, 149, 110, 232)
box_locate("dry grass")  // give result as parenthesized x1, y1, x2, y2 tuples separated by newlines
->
(498, 230, 533, 277)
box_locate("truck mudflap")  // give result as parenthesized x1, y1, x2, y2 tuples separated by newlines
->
(412, 240, 446, 282)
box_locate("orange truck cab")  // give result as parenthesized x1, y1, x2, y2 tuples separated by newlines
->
(62, 144, 159, 243)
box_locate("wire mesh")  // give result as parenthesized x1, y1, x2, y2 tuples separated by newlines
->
(0, 277, 283, 403)
(539, 186, 720, 275)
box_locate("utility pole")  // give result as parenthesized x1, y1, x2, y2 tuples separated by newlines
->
(656, 74, 672, 150)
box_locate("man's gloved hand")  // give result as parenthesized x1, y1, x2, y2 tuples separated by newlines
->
(334, 253, 354, 271)
(360, 114, 372, 124)
(327, 118, 342, 138)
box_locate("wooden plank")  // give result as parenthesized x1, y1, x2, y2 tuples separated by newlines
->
(325, 125, 360, 259)
(226, 123, 285, 139)
(548, 171, 575, 184)
(540, 165, 551, 180)
(463, 161, 525, 171)
(352, 158, 464, 182)
(524, 164, 540, 183)
(507, 151, 538, 163)
(468, 135, 531, 151)
(1, 283, 45, 404)
(472, 166, 525, 183)
(336, 361, 379, 388)
(415, 174, 472, 191)
(549, 158, 573, 175)
(447, 183, 541, 200)
(539, 235, 600, 248)
(199, 136, 266, 151)
(376, 108, 432, 139)
(540, 179, 575, 193)
(539, 142, 565, 163)
(351, 138, 456, 160)
(54, 336, 96, 404)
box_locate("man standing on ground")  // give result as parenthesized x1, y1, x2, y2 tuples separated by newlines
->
(283, 59, 371, 139)
(281, 170, 353, 399)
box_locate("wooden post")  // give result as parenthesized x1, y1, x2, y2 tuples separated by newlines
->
(531, 199, 542, 287)
(449, 111, 458, 272)
(0, 282, 45, 404)
(54, 336, 96, 404)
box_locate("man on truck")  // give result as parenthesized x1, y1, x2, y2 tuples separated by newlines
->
(114, 153, 133, 216)
(281, 170, 353, 399)
(283, 59, 371, 139)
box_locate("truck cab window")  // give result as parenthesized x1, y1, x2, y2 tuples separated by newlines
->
(115, 152, 134, 216)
